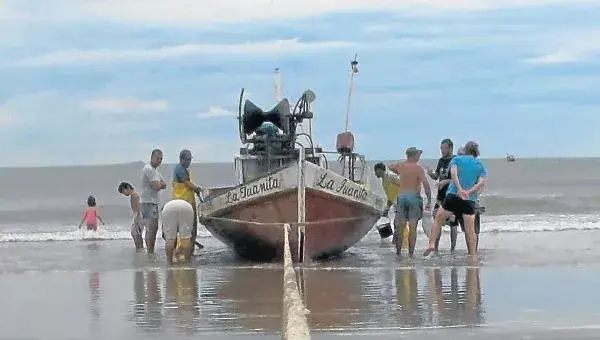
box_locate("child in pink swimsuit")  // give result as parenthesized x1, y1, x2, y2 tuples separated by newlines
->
(79, 195, 105, 231)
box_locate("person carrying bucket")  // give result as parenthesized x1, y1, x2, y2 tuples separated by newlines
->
(373, 163, 409, 246)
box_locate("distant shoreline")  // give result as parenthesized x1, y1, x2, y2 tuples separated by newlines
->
(1, 157, 599, 169)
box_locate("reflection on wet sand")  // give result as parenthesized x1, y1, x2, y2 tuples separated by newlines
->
(395, 268, 424, 327)
(214, 266, 485, 332)
(214, 267, 366, 331)
(213, 268, 283, 331)
(130, 270, 163, 332)
(88, 271, 101, 321)
(164, 269, 200, 334)
(213, 267, 373, 331)
(425, 267, 485, 327)
(86, 243, 101, 328)
(303, 269, 365, 329)
(125, 265, 484, 334)
(128, 268, 200, 334)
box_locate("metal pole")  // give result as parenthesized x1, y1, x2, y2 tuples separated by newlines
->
(344, 55, 358, 132)
(296, 145, 306, 263)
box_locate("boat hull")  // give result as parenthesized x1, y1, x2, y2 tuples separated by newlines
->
(199, 162, 385, 262)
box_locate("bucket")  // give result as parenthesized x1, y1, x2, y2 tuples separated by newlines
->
(375, 218, 393, 239)
(421, 210, 433, 238)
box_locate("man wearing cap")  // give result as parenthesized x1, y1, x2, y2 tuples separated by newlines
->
(424, 141, 487, 257)
(390, 147, 432, 257)
(172, 149, 205, 256)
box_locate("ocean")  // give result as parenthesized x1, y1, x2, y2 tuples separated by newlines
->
(1, 158, 599, 339)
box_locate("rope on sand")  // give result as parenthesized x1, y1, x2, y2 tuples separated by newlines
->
(282, 223, 311, 339)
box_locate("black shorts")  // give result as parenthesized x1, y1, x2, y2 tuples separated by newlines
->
(433, 202, 462, 228)
(442, 194, 476, 216)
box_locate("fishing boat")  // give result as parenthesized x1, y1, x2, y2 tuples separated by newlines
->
(506, 153, 516, 162)
(198, 58, 386, 262)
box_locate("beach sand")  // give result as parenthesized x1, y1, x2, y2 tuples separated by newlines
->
(1, 229, 600, 339)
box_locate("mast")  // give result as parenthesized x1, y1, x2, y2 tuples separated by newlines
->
(344, 54, 359, 132)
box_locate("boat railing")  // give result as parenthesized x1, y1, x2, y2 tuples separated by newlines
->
(317, 150, 368, 187)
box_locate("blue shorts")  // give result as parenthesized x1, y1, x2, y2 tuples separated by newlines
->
(141, 203, 159, 220)
(395, 192, 423, 221)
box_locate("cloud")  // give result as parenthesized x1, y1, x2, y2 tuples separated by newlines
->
(12, 39, 355, 68)
(73, 0, 600, 25)
(82, 97, 169, 112)
(523, 51, 582, 64)
(197, 106, 235, 119)
(522, 29, 600, 65)
(0, 91, 241, 166)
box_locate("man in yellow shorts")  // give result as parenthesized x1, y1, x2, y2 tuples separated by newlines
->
(374, 163, 409, 245)
(172, 149, 205, 255)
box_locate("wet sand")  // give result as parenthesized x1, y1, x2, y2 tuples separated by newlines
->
(1, 229, 600, 339)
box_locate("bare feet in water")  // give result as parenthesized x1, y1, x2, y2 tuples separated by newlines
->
(467, 254, 478, 266)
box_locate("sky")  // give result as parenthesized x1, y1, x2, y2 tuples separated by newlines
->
(1, 0, 600, 166)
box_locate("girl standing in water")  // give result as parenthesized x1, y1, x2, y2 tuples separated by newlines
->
(79, 195, 105, 231)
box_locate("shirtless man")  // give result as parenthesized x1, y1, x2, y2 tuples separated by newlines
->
(424, 141, 487, 257)
(390, 147, 432, 257)
(140, 149, 167, 254)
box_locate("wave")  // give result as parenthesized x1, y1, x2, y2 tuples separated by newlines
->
(0, 229, 131, 243)
(3, 215, 600, 243)
(482, 192, 565, 199)
(383, 213, 600, 235)
(0, 225, 213, 243)
(480, 214, 600, 233)
(480, 195, 600, 215)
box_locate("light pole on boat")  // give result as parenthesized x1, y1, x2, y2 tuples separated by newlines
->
(344, 54, 359, 132)
(337, 54, 360, 180)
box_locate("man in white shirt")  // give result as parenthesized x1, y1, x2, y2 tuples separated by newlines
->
(140, 149, 167, 254)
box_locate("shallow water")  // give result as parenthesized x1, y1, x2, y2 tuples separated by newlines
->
(2, 228, 600, 274)
(2, 229, 600, 339)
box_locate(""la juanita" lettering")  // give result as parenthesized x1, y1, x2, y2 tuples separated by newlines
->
(315, 173, 368, 201)
(225, 176, 281, 204)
